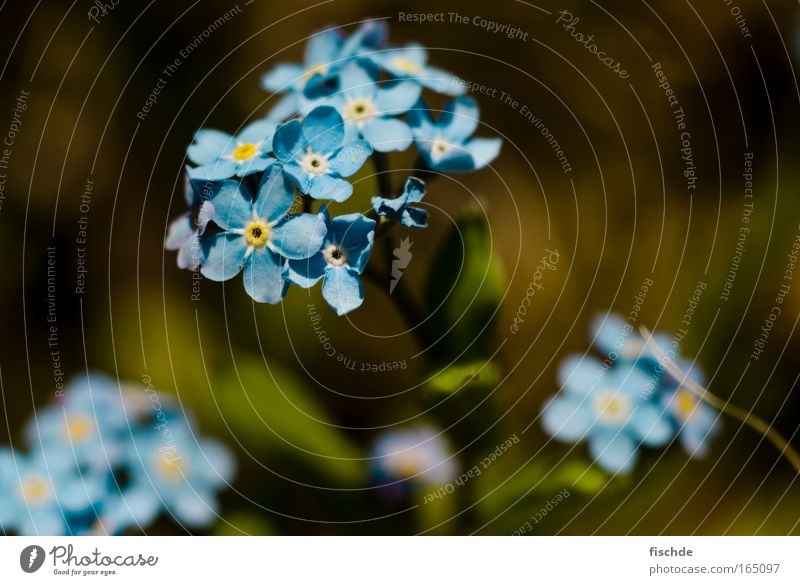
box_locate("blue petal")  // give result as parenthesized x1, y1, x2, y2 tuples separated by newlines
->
(266, 93, 300, 122)
(177, 233, 202, 270)
(189, 160, 238, 181)
(380, 44, 427, 75)
(541, 395, 594, 442)
(629, 403, 674, 447)
(557, 355, 604, 398)
(243, 247, 287, 304)
(200, 233, 248, 281)
(101, 486, 161, 534)
(588, 430, 637, 474)
(286, 253, 327, 288)
(591, 314, 640, 359)
(58, 475, 105, 512)
(270, 213, 327, 260)
(337, 59, 378, 95)
(304, 28, 343, 67)
(322, 266, 364, 315)
(403, 176, 426, 202)
(303, 106, 345, 153)
(261, 63, 304, 92)
(420, 65, 467, 95)
(197, 439, 237, 487)
(283, 161, 314, 194)
(165, 213, 192, 251)
(208, 181, 253, 230)
(331, 213, 375, 274)
(374, 80, 422, 115)
(236, 156, 275, 177)
(238, 119, 277, 145)
(309, 174, 352, 202)
(273, 119, 306, 162)
(362, 117, 412, 152)
(255, 164, 296, 223)
(19, 509, 67, 536)
(171, 488, 218, 529)
(407, 99, 436, 137)
(440, 97, 479, 142)
(329, 140, 372, 176)
(188, 129, 233, 165)
(403, 207, 428, 228)
(467, 138, 502, 170)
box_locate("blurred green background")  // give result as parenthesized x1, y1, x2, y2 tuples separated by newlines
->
(1, 0, 799, 534)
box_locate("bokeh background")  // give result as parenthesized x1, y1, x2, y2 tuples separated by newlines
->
(1, 0, 799, 534)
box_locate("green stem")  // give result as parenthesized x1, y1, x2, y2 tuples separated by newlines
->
(640, 325, 800, 474)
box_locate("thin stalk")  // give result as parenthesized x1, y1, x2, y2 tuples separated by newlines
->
(640, 325, 800, 474)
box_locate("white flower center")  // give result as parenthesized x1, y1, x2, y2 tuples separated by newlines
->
(431, 137, 453, 161)
(323, 243, 348, 267)
(592, 390, 631, 425)
(62, 413, 94, 444)
(19, 474, 53, 506)
(300, 148, 332, 177)
(343, 96, 378, 127)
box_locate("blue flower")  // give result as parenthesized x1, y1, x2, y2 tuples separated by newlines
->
(287, 209, 375, 315)
(320, 59, 421, 152)
(371, 426, 456, 486)
(364, 43, 466, 96)
(99, 422, 235, 533)
(409, 97, 501, 172)
(0, 449, 106, 535)
(273, 106, 372, 202)
(541, 357, 674, 474)
(200, 165, 327, 303)
(371, 176, 428, 228)
(661, 388, 720, 459)
(187, 119, 276, 181)
(165, 172, 216, 270)
(261, 21, 389, 98)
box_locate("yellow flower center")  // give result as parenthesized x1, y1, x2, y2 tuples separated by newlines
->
(20, 474, 53, 505)
(244, 220, 270, 248)
(593, 390, 631, 424)
(304, 63, 328, 80)
(231, 142, 259, 161)
(393, 452, 421, 477)
(343, 97, 377, 126)
(155, 453, 187, 484)
(391, 57, 422, 75)
(63, 414, 94, 443)
(675, 389, 696, 420)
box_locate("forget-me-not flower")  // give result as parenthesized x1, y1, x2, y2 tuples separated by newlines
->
(165, 172, 216, 270)
(541, 356, 674, 474)
(188, 119, 276, 181)
(287, 210, 375, 315)
(273, 105, 372, 202)
(364, 43, 466, 96)
(409, 97, 501, 172)
(200, 164, 327, 303)
(371, 425, 456, 486)
(371, 176, 428, 228)
(661, 388, 720, 459)
(319, 59, 421, 152)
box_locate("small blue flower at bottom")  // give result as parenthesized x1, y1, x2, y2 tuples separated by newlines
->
(200, 165, 327, 304)
(371, 176, 428, 228)
(661, 388, 720, 459)
(541, 356, 675, 474)
(409, 97, 502, 172)
(98, 423, 235, 533)
(370, 425, 456, 487)
(273, 105, 372, 202)
(0, 449, 106, 535)
(187, 119, 276, 181)
(286, 210, 375, 315)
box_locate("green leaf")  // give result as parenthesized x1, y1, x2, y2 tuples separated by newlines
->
(428, 360, 502, 393)
(193, 356, 364, 485)
(424, 211, 506, 361)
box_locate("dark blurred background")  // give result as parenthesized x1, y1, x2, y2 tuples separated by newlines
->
(1, 0, 799, 534)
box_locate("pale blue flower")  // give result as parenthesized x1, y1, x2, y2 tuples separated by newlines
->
(364, 43, 466, 96)
(188, 119, 276, 181)
(165, 172, 216, 270)
(371, 425, 456, 486)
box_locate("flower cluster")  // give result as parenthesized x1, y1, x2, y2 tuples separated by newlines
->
(540, 315, 720, 474)
(166, 20, 501, 315)
(0, 373, 234, 535)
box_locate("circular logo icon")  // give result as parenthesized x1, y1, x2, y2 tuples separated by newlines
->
(20, 545, 45, 573)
